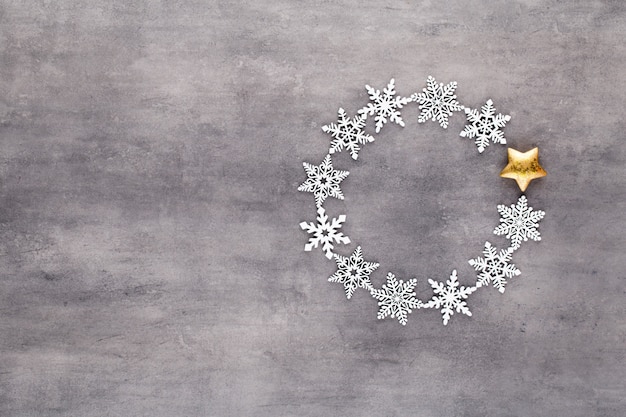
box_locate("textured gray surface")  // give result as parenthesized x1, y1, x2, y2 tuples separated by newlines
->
(1, 1, 625, 416)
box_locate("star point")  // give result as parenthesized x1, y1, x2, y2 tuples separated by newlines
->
(500, 147, 547, 192)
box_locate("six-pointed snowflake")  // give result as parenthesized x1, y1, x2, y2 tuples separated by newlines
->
(468, 241, 521, 293)
(370, 273, 422, 325)
(298, 154, 350, 208)
(494, 195, 545, 250)
(460, 99, 511, 153)
(329, 246, 379, 299)
(411, 75, 463, 129)
(300, 207, 351, 259)
(426, 270, 476, 326)
(322, 108, 375, 160)
(358, 78, 410, 133)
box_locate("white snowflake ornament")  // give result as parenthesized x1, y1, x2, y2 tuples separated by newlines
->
(468, 241, 521, 293)
(329, 246, 379, 299)
(494, 195, 545, 250)
(322, 108, 375, 160)
(426, 270, 476, 326)
(358, 78, 410, 133)
(298, 154, 350, 208)
(370, 273, 422, 326)
(411, 75, 463, 129)
(460, 99, 511, 153)
(300, 207, 351, 259)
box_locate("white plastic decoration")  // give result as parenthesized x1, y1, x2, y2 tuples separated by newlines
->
(329, 246, 379, 299)
(370, 273, 422, 326)
(298, 154, 349, 208)
(493, 195, 545, 250)
(299, 207, 350, 259)
(426, 270, 476, 326)
(468, 242, 521, 293)
(358, 78, 410, 133)
(298, 75, 547, 326)
(322, 108, 374, 160)
(460, 99, 511, 153)
(411, 75, 463, 129)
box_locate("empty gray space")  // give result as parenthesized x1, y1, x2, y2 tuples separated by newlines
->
(1, 1, 625, 416)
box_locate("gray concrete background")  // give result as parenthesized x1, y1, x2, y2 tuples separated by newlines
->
(1, 1, 625, 416)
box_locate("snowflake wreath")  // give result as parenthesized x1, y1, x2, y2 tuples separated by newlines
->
(298, 76, 546, 326)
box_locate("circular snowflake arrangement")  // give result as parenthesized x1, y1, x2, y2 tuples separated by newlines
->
(298, 76, 547, 326)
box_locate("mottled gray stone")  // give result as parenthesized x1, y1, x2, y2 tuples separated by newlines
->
(0, 1, 625, 416)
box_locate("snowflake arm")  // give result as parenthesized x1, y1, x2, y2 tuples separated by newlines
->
(370, 273, 422, 326)
(411, 75, 463, 129)
(300, 207, 351, 259)
(460, 99, 511, 153)
(329, 246, 379, 299)
(322, 108, 374, 160)
(358, 78, 410, 133)
(297, 154, 350, 208)
(425, 270, 476, 326)
(493, 195, 545, 250)
(468, 241, 521, 293)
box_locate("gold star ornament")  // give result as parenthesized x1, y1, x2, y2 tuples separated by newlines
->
(500, 147, 547, 192)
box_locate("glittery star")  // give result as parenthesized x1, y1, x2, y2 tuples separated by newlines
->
(500, 147, 547, 192)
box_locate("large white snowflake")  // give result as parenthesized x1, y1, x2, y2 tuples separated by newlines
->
(425, 270, 476, 326)
(494, 195, 545, 250)
(298, 154, 350, 208)
(322, 108, 375, 160)
(329, 246, 379, 299)
(300, 207, 351, 259)
(411, 75, 463, 129)
(358, 78, 410, 133)
(460, 99, 511, 153)
(370, 273, 422, 326)
(468, 241, 521, 293)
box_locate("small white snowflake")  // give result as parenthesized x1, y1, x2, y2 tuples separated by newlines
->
(329, 246, 379, 299)
(411, 75, 463, 129)
(468, 241, 521, 293)
(370, 273, 422, 326)
(358, 78, 410, 133)
(298, 154, 350, 208)
(322, 108, 375, 160)
(300, 207, 351, 259)
(460, 99, 511, 153)
(426, 270, 476, 326)
(494, 195, 545, 250)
